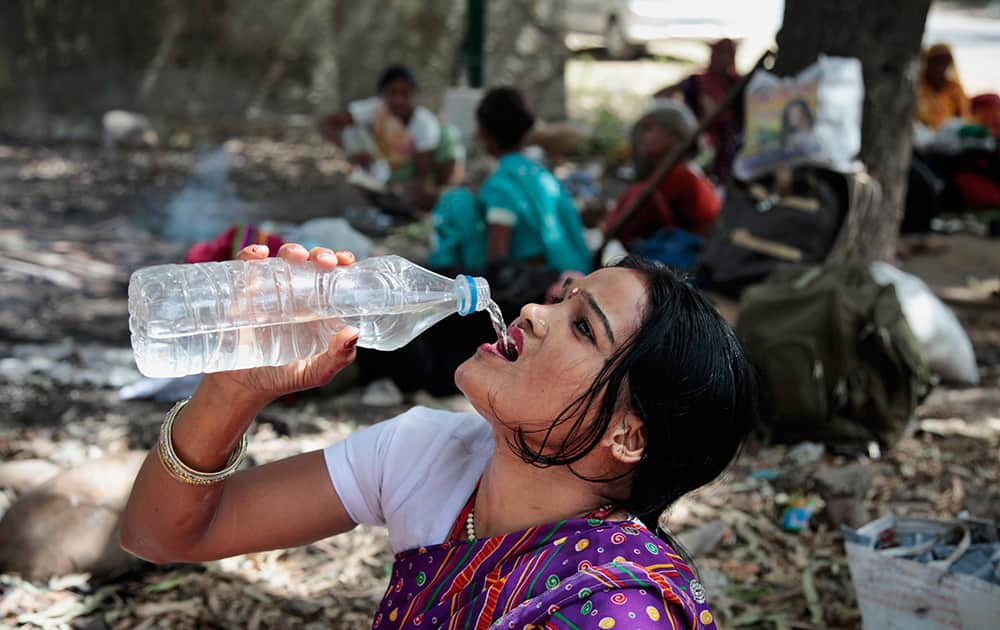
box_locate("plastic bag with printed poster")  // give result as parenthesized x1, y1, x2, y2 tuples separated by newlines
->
(735, 56, 863, 181)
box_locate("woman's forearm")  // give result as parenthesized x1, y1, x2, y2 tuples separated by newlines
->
(121, 245, 361, 564)
(120, 377, 268, 563)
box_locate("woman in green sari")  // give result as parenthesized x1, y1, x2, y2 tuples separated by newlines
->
(430, 87, 591, 275)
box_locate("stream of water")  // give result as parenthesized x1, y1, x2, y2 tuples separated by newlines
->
(486, 300, 516, 360)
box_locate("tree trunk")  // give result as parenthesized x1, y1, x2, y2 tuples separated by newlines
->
(773, 0, 931, 262)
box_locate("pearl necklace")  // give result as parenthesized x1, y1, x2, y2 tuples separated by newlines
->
(466, 504, 616, 541)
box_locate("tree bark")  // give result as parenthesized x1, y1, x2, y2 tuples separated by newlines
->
(773, 0, 931, 262)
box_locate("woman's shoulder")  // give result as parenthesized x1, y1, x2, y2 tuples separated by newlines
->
(392, 404, 482, 424)
(479, 164, 528, 208)
(391, 405, 492, 448)
(335, 406, 492, 467)
(666, 162, 720, 204)
(491, 153, 549, 178)
(487, 154, 562, 196)
(667, 160, 711, 183)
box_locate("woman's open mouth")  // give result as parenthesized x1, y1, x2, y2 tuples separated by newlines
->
(480, 326, 523, 362)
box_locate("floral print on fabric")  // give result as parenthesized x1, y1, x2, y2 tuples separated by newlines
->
(373, 517, 717, 629)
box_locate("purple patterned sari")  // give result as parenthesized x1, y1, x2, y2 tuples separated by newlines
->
(372, 515, 718, 629)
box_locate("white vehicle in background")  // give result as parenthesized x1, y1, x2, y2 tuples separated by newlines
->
(563, 0, 784, 59)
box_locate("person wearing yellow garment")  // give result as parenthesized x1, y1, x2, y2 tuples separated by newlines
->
(915, 43, 971, 130)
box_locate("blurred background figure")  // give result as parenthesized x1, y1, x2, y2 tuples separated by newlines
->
(916, 43, 970, 130)
(319, 64, 465, 209)
(655, 38, 743, 182)
(430, 86, 591, 275)
(602, 101, 721, 250)
(971, 92, 1000, 138)
(906, 43, 1000, 233)
(361, 86, 591, 397)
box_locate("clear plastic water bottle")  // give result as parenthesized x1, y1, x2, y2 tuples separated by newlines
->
(128, 255, 491, 377)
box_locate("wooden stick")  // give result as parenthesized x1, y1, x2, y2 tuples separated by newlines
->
(594, 49, 776, 265)
(729, 228, 803, 262)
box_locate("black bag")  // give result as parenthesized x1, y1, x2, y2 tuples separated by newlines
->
(736, 261, 932, 448)
(697, 167, 848, 296)
(901, 154, 945, 234)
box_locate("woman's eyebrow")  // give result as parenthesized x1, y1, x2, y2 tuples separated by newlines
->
(581, 290, 615, 345)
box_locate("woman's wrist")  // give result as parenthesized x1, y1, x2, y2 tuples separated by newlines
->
(168, 376, 268, 472)
(158, 398, 248, 485)
(199, 372, 276, 411)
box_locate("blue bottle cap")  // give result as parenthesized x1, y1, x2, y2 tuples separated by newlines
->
(456, 275, 491, 316)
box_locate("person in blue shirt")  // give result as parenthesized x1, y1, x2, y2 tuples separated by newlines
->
(430, 87, 592, 275)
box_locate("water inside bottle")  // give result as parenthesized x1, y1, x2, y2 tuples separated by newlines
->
(486, 300, 517, 360)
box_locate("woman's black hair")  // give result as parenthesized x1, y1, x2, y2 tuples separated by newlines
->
(476, 86, 536, 151)
(377, 64, 418, 93)
(506, 256, 759, 537)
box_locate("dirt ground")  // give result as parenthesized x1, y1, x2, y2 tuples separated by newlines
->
(1, 140, 998, 629)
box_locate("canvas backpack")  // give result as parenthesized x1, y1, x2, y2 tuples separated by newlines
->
(697, 167, 848, 297)
(735, 261, 933, 447)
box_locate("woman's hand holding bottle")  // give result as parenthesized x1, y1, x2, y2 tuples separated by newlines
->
(202, 243, 360, 407)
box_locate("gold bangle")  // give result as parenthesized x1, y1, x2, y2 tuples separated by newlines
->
(157, 397, 248, 486)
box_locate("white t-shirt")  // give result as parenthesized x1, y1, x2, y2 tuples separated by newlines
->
(323, 406, 493, 554)
(348, 97, 442, 153)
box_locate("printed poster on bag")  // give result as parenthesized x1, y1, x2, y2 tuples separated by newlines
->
(735, 55, 864, 181)
(742, 80, 821, 163)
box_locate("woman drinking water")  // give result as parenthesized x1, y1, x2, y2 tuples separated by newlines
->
(122, 242, 758, 628)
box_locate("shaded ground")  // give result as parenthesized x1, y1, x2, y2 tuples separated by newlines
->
(1, 141, 998, 628)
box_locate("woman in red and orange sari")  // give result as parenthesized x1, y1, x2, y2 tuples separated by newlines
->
(121, 243, 758, 629)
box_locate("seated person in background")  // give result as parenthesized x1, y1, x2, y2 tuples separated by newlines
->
(655, 38, 742, 183)
(319, 64, 464, 209)
(954, 93, 1000, 209)
(603, 102, 721, 250)
(916, 44, 970, 131)
(971, 93, 1000, 139)
(908, 47, 1000, 220)
(363, 88, 590, 396)
(430, 86, 591, 275)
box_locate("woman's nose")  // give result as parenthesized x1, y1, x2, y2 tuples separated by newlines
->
(520, 302, 550, 338)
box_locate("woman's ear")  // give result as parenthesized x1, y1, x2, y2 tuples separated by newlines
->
(607, 412, 646, 465)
